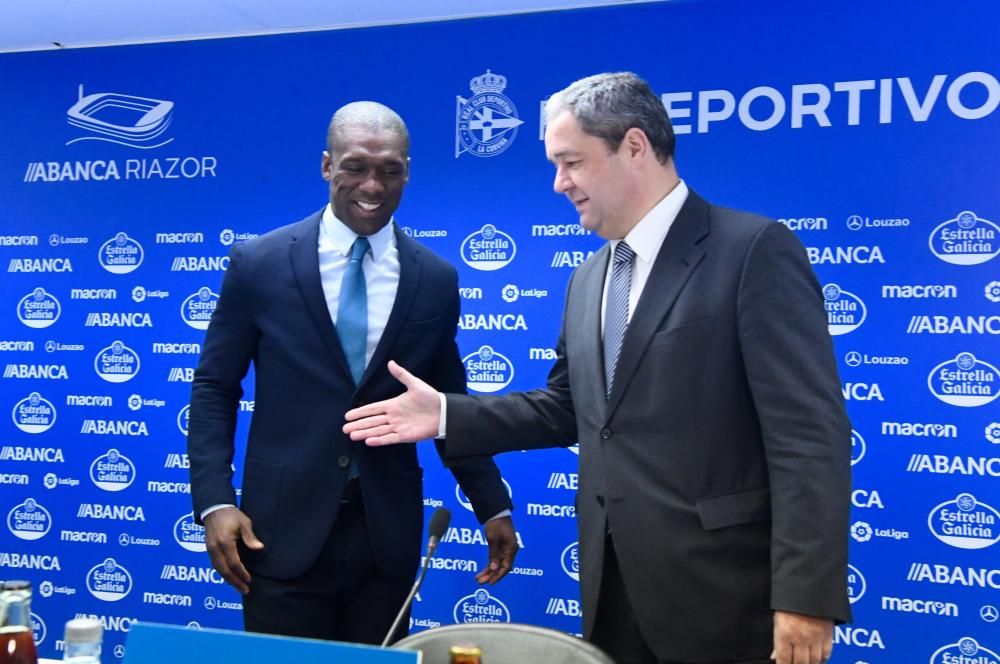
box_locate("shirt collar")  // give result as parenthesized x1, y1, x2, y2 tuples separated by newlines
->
(614, 179, 689, 264)
(321, 204, 395, 260)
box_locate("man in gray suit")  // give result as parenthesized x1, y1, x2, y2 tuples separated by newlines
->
(344, 73, 851, 664)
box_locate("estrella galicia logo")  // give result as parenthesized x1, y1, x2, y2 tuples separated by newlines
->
(174, 513, 206, 552)
(98, 232, 144, 274)
(181, 287, 219, 330)
(851, 430, 866, 466)
(928, 493, 1000, 550)
(89, 448, 136, 492)
(67, 84, 173, 149)
(30, 612, 45, 646)
(463, 345, 514, 393)
(561, 541, 579, 581)
(453, 588, 511, 623)
(930, 637, 999, 664)
(456, 478, 513, 513)
(927, 352, 1000, 407)
(846, 564, 866, 604)
(823, 284, 866, 335)
(12, 392, 57, 434)
(17, 288, 61, 329)
(929, 211, 1000, 265)
(7, 498, 52, 541)
(86, 557, 133, 601)
(461, 225, 516, 271)
(177, 404, 190, 437)
(94, 341, 140, 383)
(455, 70, 523, 158)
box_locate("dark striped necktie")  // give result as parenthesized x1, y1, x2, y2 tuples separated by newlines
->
(603, 241, 635, 398)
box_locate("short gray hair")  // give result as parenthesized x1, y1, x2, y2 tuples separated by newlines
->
(545, 72, 675, 164)
(326, 101, 410, 158)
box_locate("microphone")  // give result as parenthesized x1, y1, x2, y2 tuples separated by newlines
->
(381, 507, 451, 647)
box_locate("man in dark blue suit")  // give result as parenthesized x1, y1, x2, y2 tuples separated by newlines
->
(187, 101, 517, 644)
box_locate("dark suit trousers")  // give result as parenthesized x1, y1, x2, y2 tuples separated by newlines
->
(242, 482, 412, 645)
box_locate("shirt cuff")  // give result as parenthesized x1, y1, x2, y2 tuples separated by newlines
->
(487, 509, 512, 521)
(437, 392, 447, 439)
(201, 504, 235, 521)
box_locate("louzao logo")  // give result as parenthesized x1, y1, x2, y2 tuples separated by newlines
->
(927, 352, 1000, 407)
(12, 392, 57, 434)
(98, 232, 144, 274)
(453, 589, 511, 623)
(89, 449, 136, 492)
(930, 637, 999, 664)
(462, 345, 514, 393)
(561, 542, 579, 581)
(181, 287, 219, 330)
(93, 341, 140, 383)
(66, 84, 173, 149)
(928, 493, 1000, 550)
(456, 70, 523, 158)
(851, 430, 866, 466)
(7, 498, 52, 541)
(461, 225, 516, 271)
(177, 404, 190, 437)
(17, 288, 61, 329)
(847, 564, 866, 604)
(173, 513, 206, 553)
(86, 558, 133, 601)
(823, 284, 866, 335)
(929, 211, 999, 265)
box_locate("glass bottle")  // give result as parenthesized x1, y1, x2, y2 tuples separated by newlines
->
(449, 644, 482, 664)
(63, 618, 102, 663)
(0, 580, 38, 664)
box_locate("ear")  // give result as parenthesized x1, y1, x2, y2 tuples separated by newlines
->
(622, 127, 650, 160)
(320, 151, 332, 182)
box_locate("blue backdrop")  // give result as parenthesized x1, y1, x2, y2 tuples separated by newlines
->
(2, 0, 999, 661)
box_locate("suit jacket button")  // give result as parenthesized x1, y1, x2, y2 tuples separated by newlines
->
(337, 455, 350, 468)
(600, 428, 612, 440)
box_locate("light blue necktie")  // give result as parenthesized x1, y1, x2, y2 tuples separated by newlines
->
(603, 241, 634, 398)
(337, 236, 370, 480)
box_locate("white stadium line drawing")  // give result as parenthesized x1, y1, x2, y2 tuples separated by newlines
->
(66, 84, 174, 148)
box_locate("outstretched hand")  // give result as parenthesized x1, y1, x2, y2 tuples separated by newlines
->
(343, 361, 442, 445)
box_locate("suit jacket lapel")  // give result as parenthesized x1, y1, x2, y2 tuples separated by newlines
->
(289, 210, 353, 382)
(579, 244, 611, 413)
(605, 191, 710, 420)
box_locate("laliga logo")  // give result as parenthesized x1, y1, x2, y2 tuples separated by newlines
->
(12, 391, 57, 433)
(987, 423, 1000, 445)
(7, 498, 52, 541)
(66, 84, 173, 149)
(501, 284, 520, 303)
(927, 352, 1000, 407)
(17, 287, 61, 329)
(456, 479, 513, 513)
(456, 70, 523, 158)
(453, 588, 511, 623)
(98, 232, 144, 274)
(846, 564, 866, 604)
(823, 284, 866, 335)
(561, 542, 580, 581)
(851, 430, 866, 466)
(928, 493, 1000, 550)
(987, 281, 1000, 303)
(86, 557, 133, 602)
(94, 340, 140, 383)
(89, 448, 136, 492)
(174, 513, 206, 552)
(177, 404, 190, 436)
(181, 287, 219, 330)
(220, 229, 235, 246)
(929, 211, 1000, 265)
(461, 224, 516, 271)
(930, 637, 1000, 664)
(463, 345, 514, 393)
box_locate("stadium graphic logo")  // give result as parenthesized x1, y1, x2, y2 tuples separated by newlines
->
(462, 345, 514, 392)
(12, 392, 57, 434)
(93, 341, 140, 383)
(181, 287, 219, 330)
(174, 513, 206, 553)
(453, 589, 511, 623)
(17, 288, 60, 328)
(823, 284, 866, 335)
(7, 498, 52, 541)
(461, 225, 516, 271)
(847, 564, 866, 604)
(930, 637, 999, 664)
(98, 232, 144, 274)
(86, 558, 133, 601)
(929, 211, 999, 265)
(456, 70, 523, 158)
(928, 493, 1000, 550)
(561, 541, 580, 581)
(927, 352, 1000, 407)
(67, 85, 173, 149)
(851, 430, 866, 466)
(177, 404, 190, 436)
(89, 449, 136, 492)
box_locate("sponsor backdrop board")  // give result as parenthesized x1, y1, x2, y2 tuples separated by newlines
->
(1, 0, 999, 661)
